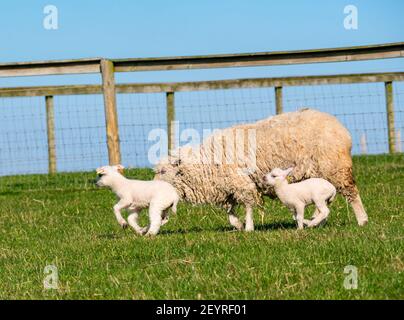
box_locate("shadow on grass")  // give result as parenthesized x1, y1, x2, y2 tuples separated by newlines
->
(255, 221, 297, 231)
(96, 220, 308, 238)
(0, 191, 23, 196)
(159, 220, 298, 235)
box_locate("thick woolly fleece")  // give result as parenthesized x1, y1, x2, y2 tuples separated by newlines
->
(154, 109, 368, 227)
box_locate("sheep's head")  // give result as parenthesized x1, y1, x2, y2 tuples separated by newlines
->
(95, 164, 124, 187)
(153, 157, 181, 183)
(263, 167, 294, 186)
(154, 146, 197, 182)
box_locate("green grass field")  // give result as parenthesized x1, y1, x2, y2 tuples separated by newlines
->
(0, 154, 403, 299)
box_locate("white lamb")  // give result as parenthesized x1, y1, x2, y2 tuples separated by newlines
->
(95, 165, 179, 236)
(263, 167, 337, 229)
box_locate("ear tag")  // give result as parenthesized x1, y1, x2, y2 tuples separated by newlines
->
(287, 176, 293, 183)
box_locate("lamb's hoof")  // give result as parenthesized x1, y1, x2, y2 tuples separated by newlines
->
(232, 222, 244, 231)
(318, 219, 328, 227)
(120, 221, 128, 229)
(244, 225, 254, 232)
(133, 227, 147, 236)
(358, 219, 368, 226)
(144, 232, 157, 237)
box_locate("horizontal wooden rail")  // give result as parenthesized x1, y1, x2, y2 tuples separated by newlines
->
(0, 42, 403, 77)
(112, 42, 404, 72)
(0, 58, 101, 77)
(1, 72, 404, 97)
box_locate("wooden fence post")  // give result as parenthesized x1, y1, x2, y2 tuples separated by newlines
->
(397, 130, 402, 153)
(275, 86, 283, 114)
(45, 95, 56, 174)
(166, 91, 175, 154)
(360, 133, 368, 154)
(385, 81, 396, 154)
(101, 59, 121, 165)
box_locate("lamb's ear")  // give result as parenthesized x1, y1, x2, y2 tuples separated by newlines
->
(284, 167, 294, 176)
(116, 164, 125, 174)
(96, 167, 105, 175)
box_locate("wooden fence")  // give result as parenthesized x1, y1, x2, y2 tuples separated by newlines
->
(0, 42, 403, 173)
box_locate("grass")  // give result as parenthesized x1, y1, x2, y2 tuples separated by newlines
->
(0, 154, 403, 299)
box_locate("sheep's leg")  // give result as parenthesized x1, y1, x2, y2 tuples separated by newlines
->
(350, 195, 368, 226)
(113, 200, 130, 229)
(332, 168, 368, 226)
(127, 209, 147, 235)
(145, 206, 163, 236)
(307, 202, 330, 228)
(245, 205, 254, 232)
(295, 205, 305, 230)
(227, 207, 244, 231)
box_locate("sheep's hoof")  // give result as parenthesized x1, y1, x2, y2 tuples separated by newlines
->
(244, 225, 254, 232)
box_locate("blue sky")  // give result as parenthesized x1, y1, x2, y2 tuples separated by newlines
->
(1, 0, 404, 85)
(0, 1, 403, 175)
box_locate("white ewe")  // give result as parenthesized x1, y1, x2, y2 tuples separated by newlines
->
(263, 167, 336, 229)
(155, 109, 368, 233)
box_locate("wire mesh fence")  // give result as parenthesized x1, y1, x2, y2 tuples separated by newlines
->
(0, 80, 403, 192)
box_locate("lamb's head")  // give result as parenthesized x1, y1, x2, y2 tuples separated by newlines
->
(95, 164, 124, 187)
(263, 167, 294, 186)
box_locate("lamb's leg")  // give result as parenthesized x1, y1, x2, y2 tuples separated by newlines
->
(145, 206, 163, 236)
(161, 209, 170, 226)
(304, 208, 320, 226)
(295, 205, 305, 230)
(307, 201, 330, 228)
(127, 208, 147, 235)
(245, 205, 254, 232)
(227, 206, 244, 231)
(113, 200, 130, 229)
(291, 207, 311, 226)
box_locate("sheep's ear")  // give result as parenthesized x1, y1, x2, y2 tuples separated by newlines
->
(96, 167, 105, 175)
(285, 167, 294, 176)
